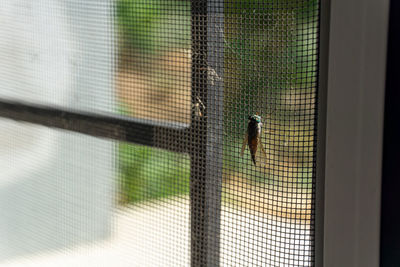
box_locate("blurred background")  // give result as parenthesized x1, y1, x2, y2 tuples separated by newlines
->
(0, 0, 319, 266)
(115, 0, 318, 217)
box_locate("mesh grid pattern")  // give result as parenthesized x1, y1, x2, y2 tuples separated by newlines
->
(0, 1, 116, 113)
(0, 120, 114, 260)
(0, 0, 319, 266)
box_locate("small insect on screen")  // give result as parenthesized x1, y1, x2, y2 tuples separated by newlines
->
(0, 0, 319, 266)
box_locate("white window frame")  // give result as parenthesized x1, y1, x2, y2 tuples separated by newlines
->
(316, 0, 389, 266)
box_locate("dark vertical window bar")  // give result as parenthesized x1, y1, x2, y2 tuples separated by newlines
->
(205, 0, 223, 266)
(190, 0, 223, 266)
(315, 0, 328, 265)
(381, 0, 400, 265)
(190, 0, 208, 265)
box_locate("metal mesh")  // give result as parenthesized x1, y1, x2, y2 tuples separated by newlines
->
(0, 1, 116, 114)
(195, 0, 319, 266)
(0, 0, 319, 266)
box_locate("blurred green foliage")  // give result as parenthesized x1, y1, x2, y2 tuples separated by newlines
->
(224, 0, 319, 127)
(115, 0, 192, 203)
(116, 0, 191, 55)
(119, 143, 190, 204)
(117, 105, 190, 204)
(223, 0, 318, 188)
(116, 0, 319, 204)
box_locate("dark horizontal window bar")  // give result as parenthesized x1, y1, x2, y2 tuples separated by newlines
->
(0, 99, 189, 153)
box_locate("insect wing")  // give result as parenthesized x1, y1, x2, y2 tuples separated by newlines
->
(240, 133, 248, 157)
(254, 136, 268, 166)
(258, 136, 267, 159)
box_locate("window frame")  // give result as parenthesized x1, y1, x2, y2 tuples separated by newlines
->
(0, 0, 390, 265)
(316, 0, 389, 266)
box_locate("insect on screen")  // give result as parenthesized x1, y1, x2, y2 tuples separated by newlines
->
(0, 0, 319, 266)
(196, 0, 319, 266)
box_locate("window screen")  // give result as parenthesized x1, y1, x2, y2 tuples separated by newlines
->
(0, 0, 319, 266)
